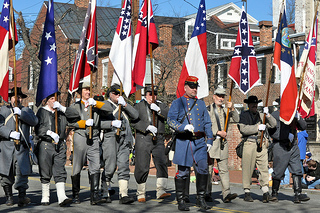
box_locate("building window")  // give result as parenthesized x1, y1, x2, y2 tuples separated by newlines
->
(214, 63, 228, 88)
(28, 62, 34, 90)
(102, 58, 109, 88)
(9, 67, 13, 82)
(220, 38, 236, 50)
(145, 58, 160, 84)
(187, 24, 194, 41)
(227, 12, 232, 16)
(256, 56, 267, 85)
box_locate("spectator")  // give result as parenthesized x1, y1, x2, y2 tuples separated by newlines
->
(302, 160, 320, 189)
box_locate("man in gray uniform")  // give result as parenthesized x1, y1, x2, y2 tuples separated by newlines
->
(35, 92, 78, 206)
(238, 96, 276, 203)
(206, 87, 239, 203)
(68, 81, 113, 205)
(132, 85, 171, 202)
(100, 84, 138, 204)
(0, 87, 38, 207)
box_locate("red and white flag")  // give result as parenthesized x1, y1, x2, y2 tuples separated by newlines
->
(131, 0, 158, 94)
(176, 0, 208, 99)
(0, 0, 18, 102)
(110, 0, 132, 97)
(69, 0, 97, 94)
(297, 13, 318, 118)
(228, 7, 259, 94)
(273, 6, 297, 124)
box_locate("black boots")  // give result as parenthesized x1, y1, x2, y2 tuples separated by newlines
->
(196, 174, 210, 210)
(90, 173, 103, 205)
(175, 178, 190, 211)
(269, 179, 280, 202)
(184, 173, 190, 203)
(71, 174, 81, 204)
(292, 175, 310, 203)
(3, 185, 13, 206)
(18, 188, 31, 207)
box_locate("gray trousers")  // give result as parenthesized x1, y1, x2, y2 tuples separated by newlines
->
(38, 141, 67, 184)
(72, 132, 101, 176)
(0, 152, 28, 190)
(101, 134, 130, 181)
(272, 142, 302, 180)
(134, 133, 168, 184)
(208, 158, 230, 199)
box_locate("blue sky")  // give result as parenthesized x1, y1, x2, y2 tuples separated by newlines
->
(11, 0, 273, 23)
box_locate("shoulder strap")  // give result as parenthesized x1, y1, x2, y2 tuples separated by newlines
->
(5, 112, 14, 125)
(212, 103, 222, 131)
(180, 99, 197, 123)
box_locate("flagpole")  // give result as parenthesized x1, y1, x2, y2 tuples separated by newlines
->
(259, 0, 285, 148)
(89, 70, 93, 141)
(223, 81, 234, 133)
(10, 0, 20, 150)
(116, 81, 123, 136)
(55, 92, 58, 140)
(297, 1, 319, 100)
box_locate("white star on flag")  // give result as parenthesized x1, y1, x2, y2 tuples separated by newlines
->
(234, 48, 241, 55)
(242, 28, 247, 35)
(242, 39, 247, 45)
(241, 58, 247, 65)
(45, 56, 53, 65)
(242, 78, 248, 85)
(49, 43, 56, 51)
(3, 2, 9, 9)
(242, 68, 248, 75)
(45, 32, 52, 40)
(241, 18, 247, 25)
(3, 16, 8, 22)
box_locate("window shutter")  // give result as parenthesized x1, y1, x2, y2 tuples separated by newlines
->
(214, 65, 219, 86)
(222, 64, 228, 88)
(261, 57, 266, 84)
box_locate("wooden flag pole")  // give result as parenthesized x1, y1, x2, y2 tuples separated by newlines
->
(223, 81, 234, 132)
(54, 92, 58, 143)
(10, 0, 20, 150)
(259, 1, 285, 148)
(89, 70, 93, 140)
(116, 81, 123, 136)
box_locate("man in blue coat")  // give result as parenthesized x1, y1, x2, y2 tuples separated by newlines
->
(168, 76, 213, 211)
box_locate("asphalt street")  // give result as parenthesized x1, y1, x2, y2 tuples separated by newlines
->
(0, 166, 319, 212)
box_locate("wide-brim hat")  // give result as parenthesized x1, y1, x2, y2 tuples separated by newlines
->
(107, 84, 124, 97)
(244, 95, 262, 104)
(184, 76, 199, 87)
(44, 91, 61, 102)
(8, 87, 27, 99)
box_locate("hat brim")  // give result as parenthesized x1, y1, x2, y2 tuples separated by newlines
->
(244, 99, 262, 104)
(8, 93, 27, 99)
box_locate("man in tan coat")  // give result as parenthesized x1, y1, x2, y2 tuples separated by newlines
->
(206, 88, 239, 203)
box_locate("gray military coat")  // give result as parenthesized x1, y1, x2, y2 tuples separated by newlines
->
(207, 104, 239, 160)
(0, 105, 38, 176)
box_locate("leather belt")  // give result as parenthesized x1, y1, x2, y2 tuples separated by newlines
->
(176, 131, 205, 140)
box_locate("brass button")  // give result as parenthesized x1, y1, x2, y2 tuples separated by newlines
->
(190, 118, 192, 121)
(198, 124, 200, 126)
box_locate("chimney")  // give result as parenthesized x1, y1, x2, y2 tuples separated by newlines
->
(259, 21, 273, 47)
(75, 0, 89, 8)
(159, 24, 173, 47)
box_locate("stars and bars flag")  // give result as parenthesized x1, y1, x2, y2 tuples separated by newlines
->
(36, 0, 58, 107)
(273, 6, 298, 124)
(176, 0, 208, 99)
(228, 7, 259, 94)
(297, 13, 318, 118)
(131, 0, 158, 94)
(0, 0, 18, 102)
(109, 0, 132, 97)
(68, 0, 97, 94)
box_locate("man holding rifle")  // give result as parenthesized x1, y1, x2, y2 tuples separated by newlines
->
(206, 87, 239, 203)
(167, 76, 213, 211)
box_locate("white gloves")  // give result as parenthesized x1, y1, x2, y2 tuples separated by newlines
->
(53, 101, 66, 113)
(118, 96, 126, 106)
(288, 133, 294, 142)
(46, 130, 60, 143)
(10, 131, 20, 140)
(13, 107, 21, 116)
(86, 119, 94, 127)
(258, 124, 266, 131)
(263, 107, 269, 116)
(207, 144, 212, 152)
(88, 98, 96, 106)
(146, 125, 157, 136)
(184, 124, 194, 132)
(112, 120, 122, 128)
(150, 103, 161, 113)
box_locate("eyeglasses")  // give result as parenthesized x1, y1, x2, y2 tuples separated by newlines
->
(112, 92, 120, 96)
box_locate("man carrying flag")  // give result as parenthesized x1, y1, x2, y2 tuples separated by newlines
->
(297, 12, 318, 119)
(109, 0, 132, 97)
(35, 0, 77, 207)
(0, 0, 18, 102)
(269, 6, 310, 204)
(176, 0, 208, 99)
(131, 0, 158, 94)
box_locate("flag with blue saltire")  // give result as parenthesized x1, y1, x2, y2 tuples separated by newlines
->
(69, 0, 97, 94)
(36, 0, 58, 106)
(110, 0, 132, 97)
(228, 6, 259, 95)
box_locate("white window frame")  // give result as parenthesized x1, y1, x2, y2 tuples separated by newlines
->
(256, 55, 266, 85)
(9, 66, 13, 82)
(102, 58, 109, 88)
(216, 63, 225, 88)
(145, 58, 160, 84)
(220, 38, 236, 50)
(185, 19, 195, 42)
